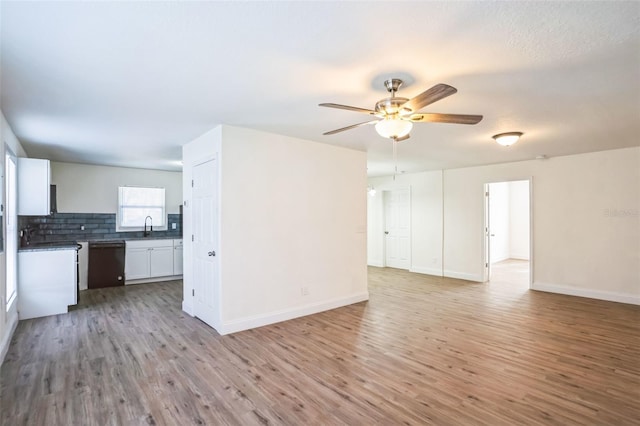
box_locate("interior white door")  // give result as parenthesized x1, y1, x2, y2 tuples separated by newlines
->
(192, 157, 218, 327)
(384, 189, 411, 270)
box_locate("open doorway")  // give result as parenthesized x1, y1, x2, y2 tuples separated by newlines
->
(484, 180, 531, 288)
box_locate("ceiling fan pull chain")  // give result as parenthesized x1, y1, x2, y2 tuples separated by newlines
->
(392, 137, 398, 180)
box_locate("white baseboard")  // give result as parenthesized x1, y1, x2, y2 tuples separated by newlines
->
(491, 255, 509, 263)
(509, 253, 530, 261)
(217, 292, 370, 335)
(367, 259, 384, 267)
(182, 300, 194, 316)
(410, 266, 443, 277)
(532, 282, 640, 305)
(0, 312, 18, 367)
(125, 275, 183, 285)
(444, 270, 484, 282)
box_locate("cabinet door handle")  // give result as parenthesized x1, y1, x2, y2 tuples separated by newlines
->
(208, 251, 216, 257)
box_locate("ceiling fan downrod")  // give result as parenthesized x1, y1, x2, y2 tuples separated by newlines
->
(384, 78, 404, 97)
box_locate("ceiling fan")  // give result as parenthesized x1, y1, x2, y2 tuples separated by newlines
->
(319, 78, 483, 141)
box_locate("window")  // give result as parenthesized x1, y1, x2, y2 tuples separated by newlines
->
(117, 186, 166, 231)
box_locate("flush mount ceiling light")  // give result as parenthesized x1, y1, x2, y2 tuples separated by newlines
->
(493, 132, 523, 147)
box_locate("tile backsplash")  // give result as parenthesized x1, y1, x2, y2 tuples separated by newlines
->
(19, 213, 183, 243)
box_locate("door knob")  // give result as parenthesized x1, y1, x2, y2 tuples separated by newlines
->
(208, 251, 216, 257)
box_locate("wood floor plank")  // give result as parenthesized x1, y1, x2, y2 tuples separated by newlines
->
(1, 266, 639, 425)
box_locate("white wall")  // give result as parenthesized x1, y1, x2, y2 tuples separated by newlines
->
(183, 125, 368, 334)
(0, 110, 26, 366)
(50, 162, 182, 214)
(368, 147, 639, 304)
(509, 180, 530, 260)
(443, 147, 639, 303)
(367, 189, 384, 267)
(368, 171, 443, 276)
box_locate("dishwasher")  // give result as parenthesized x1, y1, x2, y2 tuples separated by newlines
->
(88, 241, 125, 289)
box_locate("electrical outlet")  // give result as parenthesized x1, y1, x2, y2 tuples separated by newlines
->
(81, 225, 85, 231)
(171, 223, 177, 230)
(301, 286, 309, 296)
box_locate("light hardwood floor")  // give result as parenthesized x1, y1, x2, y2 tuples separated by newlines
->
(1, 267, 639, 425)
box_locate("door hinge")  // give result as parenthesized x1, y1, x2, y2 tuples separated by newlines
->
(485, 263, 488, 268)
(192, 289, 194, 296)
(191, 234, 194, 242)
(485, 191, 489, 197)
(192, 179, 194, 187)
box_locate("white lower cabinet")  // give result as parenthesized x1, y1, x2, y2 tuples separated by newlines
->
(125, 239, 183, 284)
(173, 239, 183, 275)
(151, 246, 174, 277)
(125, 247, 151, 280)
(18, 249, 76, 319)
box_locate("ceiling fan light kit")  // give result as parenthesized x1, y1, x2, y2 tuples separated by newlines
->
(493, 132, 523, 147)
(319, 78, 483, 141)
(375, 117, 413, 139)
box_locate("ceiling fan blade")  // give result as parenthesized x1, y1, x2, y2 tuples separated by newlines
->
(401, 84, 457, 113)
(319, 103, 376, 115)
(409, 113, 483, 125)
(323, 120, 379, 135)
(395, 134, 411, 142)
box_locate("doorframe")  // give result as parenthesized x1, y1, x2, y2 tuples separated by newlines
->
(381, 186, 412, 269)
(4, 146, 17, 313)
(482, 177, 533, 288)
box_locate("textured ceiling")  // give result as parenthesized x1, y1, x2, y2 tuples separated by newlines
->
(1, 1, 639, 175)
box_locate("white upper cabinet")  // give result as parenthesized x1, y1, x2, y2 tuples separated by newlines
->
(18, 158, 51, 215)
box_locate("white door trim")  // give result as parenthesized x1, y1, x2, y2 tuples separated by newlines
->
(482, 178, 533, 288)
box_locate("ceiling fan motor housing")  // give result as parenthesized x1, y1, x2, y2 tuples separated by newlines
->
(375, 97, 412, 117)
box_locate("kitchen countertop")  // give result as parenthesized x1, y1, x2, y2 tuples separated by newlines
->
(19, 236, 183, 252)
(91, 236, 179, 242)
(19, 242, 80, 252)
(18, 241, 78, 252)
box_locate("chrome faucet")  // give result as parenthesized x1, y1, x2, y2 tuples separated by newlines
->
(144, 216, 153, 237)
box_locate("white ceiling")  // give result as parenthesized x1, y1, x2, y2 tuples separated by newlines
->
(1, 1, 639, 176)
